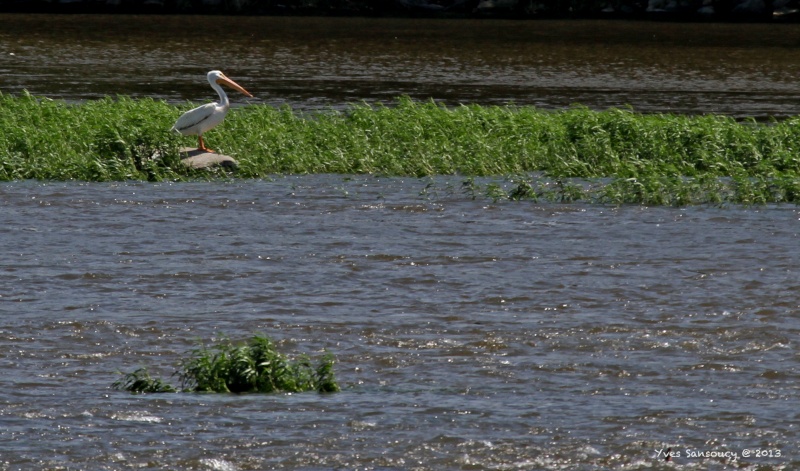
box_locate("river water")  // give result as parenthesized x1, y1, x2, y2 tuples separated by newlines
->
(1, 14, 799, 471)
(4, 14, 800, 118)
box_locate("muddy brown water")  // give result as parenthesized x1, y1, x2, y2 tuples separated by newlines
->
(1, 14, 799, 470)
(4, 14, 800, 118)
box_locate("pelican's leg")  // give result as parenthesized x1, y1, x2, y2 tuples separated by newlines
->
(198, 135, 214, 153)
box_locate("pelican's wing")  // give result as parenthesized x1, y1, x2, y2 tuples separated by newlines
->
(172, 103, 217, 136)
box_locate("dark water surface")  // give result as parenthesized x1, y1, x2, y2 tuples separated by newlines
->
(1, 14, 800, 470)
(1, 178, 799, 469)
(3, 14, 800, 118)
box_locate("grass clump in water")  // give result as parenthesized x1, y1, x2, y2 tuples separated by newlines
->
(112, 368, 178, 394)
(113, 334, 340, 394)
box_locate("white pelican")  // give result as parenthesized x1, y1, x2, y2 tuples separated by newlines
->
(172, 70, 253, 153)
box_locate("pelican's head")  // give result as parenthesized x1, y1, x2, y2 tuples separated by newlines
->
(207, 70, 254, 98)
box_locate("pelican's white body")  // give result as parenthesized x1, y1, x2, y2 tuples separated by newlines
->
(172, 70, 253, 151)
(173, 101, 228, 138)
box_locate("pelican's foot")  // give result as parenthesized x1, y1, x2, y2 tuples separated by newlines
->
(197, 136, 214, 154)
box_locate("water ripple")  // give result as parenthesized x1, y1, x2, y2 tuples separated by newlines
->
(1, 179, 798, 468)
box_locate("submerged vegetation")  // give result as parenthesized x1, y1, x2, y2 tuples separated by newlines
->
(113, 335, 340, 394)
(3, 92, 800, 205)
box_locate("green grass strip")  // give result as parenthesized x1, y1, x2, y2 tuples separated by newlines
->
(3, 93, 800, 204)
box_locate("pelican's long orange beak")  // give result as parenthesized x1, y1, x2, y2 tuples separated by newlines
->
(217, 75, 254, 98)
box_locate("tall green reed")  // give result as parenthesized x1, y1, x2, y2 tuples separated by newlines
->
(0, 92, 182, 181)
